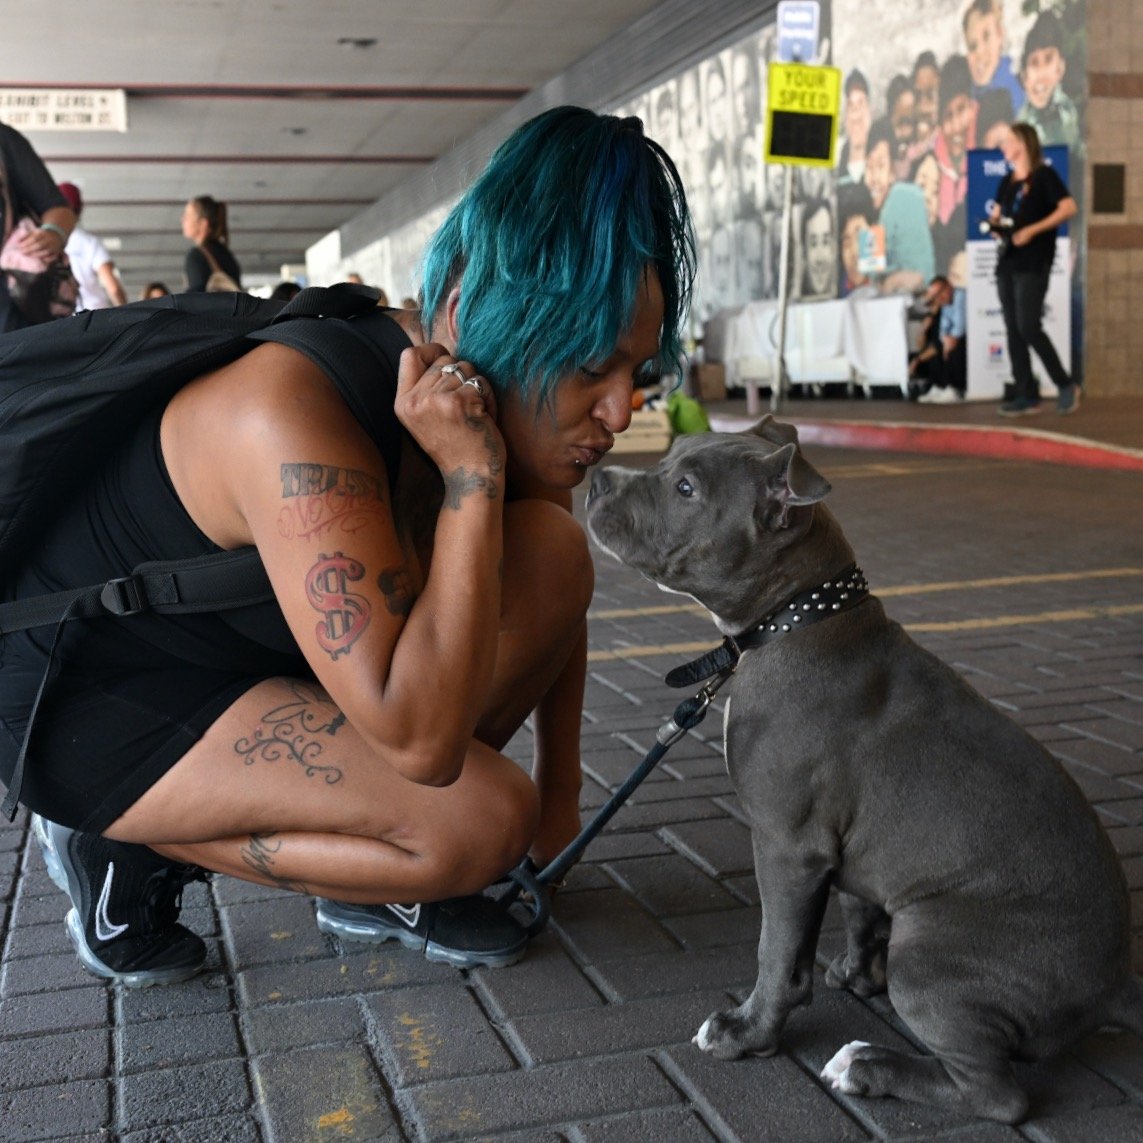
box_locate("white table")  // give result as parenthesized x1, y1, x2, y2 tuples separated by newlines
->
(710, 294, 912, 414)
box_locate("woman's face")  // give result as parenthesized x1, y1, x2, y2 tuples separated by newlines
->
(804, 206, 835, 295)
(706, 68, 730, 141)
(1001, 130, 1028, 169)
(864, 141, 894, 212)
(181, 200, 203, 241)
(496, 270, 665, 491)
(913, 154, 940, 225)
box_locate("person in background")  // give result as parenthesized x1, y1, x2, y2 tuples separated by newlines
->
(909, 274, 967, 403)
(838, 69, 872, 185)
(993, 121, 1079, 415)
(400, 295, 418, 309)
(886, 74, 917, 181)
(837, 182, 878, 298)
(911, 50, 942, 152)
(0, 122, 76, 332)
(864, 118, 936, 294)
(976, 88, 1016, 151)
(181, 195, 242, 292)
(800, 197, 836, 299)
(56, 182, 127, 311)
(1016, 11, 1080, 150)
(933, 54, 977, 228)
(269, 280, 302, 302)
(10, 106, 696, 985)
(345, 272, 365, 285)
(962, 0, 1023, 117)
(140, 282, 171, 300)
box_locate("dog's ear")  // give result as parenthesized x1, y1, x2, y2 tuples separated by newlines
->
(754, 442, 831, 532)
(743, 415, 800, 449)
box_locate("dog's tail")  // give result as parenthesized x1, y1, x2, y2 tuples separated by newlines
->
(1101, 976, 1143, 1037)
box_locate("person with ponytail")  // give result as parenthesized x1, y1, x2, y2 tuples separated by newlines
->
(181, 194, 243, 292)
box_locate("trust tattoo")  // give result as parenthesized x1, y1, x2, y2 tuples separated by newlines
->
(233, 681, 346, 783)
(278, 462, 386, 540)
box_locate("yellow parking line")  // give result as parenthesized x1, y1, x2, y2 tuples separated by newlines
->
(586, 601, 1143, 662)
(588, 568, 1143, 620)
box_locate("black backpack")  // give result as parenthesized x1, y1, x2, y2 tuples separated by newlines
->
(0, 283, 384, 818)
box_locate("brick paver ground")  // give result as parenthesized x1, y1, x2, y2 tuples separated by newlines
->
(2, 439, 1142, 1141)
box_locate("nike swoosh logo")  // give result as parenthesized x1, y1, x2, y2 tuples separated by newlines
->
(386, 903, 421, 928)
(95, 861, 129, 943)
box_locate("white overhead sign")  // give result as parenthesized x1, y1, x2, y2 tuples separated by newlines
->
(0, 89, 127, 133)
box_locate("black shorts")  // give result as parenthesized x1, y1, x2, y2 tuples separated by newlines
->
(0, 667, 274, 834)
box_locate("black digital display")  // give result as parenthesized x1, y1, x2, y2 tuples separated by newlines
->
(768, 110, 833, 163)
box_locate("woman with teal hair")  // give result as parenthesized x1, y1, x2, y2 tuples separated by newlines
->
(14, 106, 695, 985)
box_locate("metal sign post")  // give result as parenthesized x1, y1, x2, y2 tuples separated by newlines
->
(772, 171, 794, 413)
(764, 61, 841, 413)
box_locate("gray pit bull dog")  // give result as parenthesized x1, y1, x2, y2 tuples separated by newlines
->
(584, 417, 1143, 1124)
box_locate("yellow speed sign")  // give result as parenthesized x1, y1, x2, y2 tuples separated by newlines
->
(765, 62, 841, 168)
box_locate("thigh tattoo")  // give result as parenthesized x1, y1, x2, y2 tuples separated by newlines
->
(234, 681, 346, 784)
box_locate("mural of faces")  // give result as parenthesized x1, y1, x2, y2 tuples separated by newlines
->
(802, 200, 837, 297)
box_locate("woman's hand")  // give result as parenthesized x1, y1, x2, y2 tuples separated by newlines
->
(394, 343, 506, 491)
(17, 225, 65, 262)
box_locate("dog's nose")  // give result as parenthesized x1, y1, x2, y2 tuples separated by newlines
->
(587, 468, 612, 505)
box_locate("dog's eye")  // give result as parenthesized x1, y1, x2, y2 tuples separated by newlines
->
(676, 478, 695, 497)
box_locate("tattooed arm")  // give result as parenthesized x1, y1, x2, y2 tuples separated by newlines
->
(163, 339, 506, 787)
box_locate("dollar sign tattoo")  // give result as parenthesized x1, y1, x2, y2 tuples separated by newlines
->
(305, 551, 371, 659)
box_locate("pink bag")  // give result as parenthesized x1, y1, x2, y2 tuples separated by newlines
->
(0, 216, 79, 324)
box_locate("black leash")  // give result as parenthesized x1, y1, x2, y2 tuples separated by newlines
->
(496, 566, 870, 934)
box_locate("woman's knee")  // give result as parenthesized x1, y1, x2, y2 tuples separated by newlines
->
(423, 757, 540, 894)
(503, 500, 595, 624)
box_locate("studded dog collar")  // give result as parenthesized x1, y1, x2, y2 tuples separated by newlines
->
(665, 565, 870, 688)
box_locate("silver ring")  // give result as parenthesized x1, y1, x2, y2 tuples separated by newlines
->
(440, 362, 469, 383)
(461, 376, 485, 397)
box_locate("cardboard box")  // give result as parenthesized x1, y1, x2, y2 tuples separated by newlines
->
(611, 407, 672, 454)
(693, 362, 726, 402)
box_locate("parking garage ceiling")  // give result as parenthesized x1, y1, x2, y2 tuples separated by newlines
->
(3, 0, 666, 293)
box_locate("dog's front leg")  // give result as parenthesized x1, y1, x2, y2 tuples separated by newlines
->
(695, 852, 832, 1060)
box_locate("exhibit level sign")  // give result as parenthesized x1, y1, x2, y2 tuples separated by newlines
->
(965, 145, 1071, 400)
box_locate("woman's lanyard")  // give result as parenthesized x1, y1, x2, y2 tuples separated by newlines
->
(1007, 176, 1030, 222)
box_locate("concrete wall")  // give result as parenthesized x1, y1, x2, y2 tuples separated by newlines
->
(1086, 0, 1143, 395)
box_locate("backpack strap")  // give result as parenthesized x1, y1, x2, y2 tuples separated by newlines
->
(0, 547, 271, 819)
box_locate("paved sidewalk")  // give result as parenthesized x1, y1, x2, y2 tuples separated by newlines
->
(2, 440, 1143, 1141)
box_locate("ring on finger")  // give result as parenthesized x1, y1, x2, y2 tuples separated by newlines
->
(440, 362, 470, 383)
(461, 376, 486, 397)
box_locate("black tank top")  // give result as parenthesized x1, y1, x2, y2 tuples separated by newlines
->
(0, 308, 412, 703)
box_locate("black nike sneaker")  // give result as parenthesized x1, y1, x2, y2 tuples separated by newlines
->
(314, 895, 529, 969)
(47, 821, 209, 988)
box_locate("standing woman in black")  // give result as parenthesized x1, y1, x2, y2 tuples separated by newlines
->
(993, 122, 1078, 415)
(181, 195, 242, 292)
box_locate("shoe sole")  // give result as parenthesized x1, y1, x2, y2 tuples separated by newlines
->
(315, 909, 527, 970)
(32, 815, 68, 893)
(65, 910, 205, 988)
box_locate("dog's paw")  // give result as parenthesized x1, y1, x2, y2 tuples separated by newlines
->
(693, 1010, 775, 1060)
(820, 1040, 872, 1092)
(825, 952, 886, 998)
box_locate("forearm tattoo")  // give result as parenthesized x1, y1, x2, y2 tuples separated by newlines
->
(442, 467, 499, 508)
(377, 564, 417, 617)
(279, 462, 386, 540)
(440, 414, 503, 509)
(305, 551, 371, 659)
(233, 681, 346, 783)
(240, 832, 309, 894)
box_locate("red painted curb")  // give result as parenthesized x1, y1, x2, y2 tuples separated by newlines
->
(709, 415, 1143, 472)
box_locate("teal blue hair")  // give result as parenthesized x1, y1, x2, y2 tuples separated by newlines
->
(420, 105, 696, 406)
